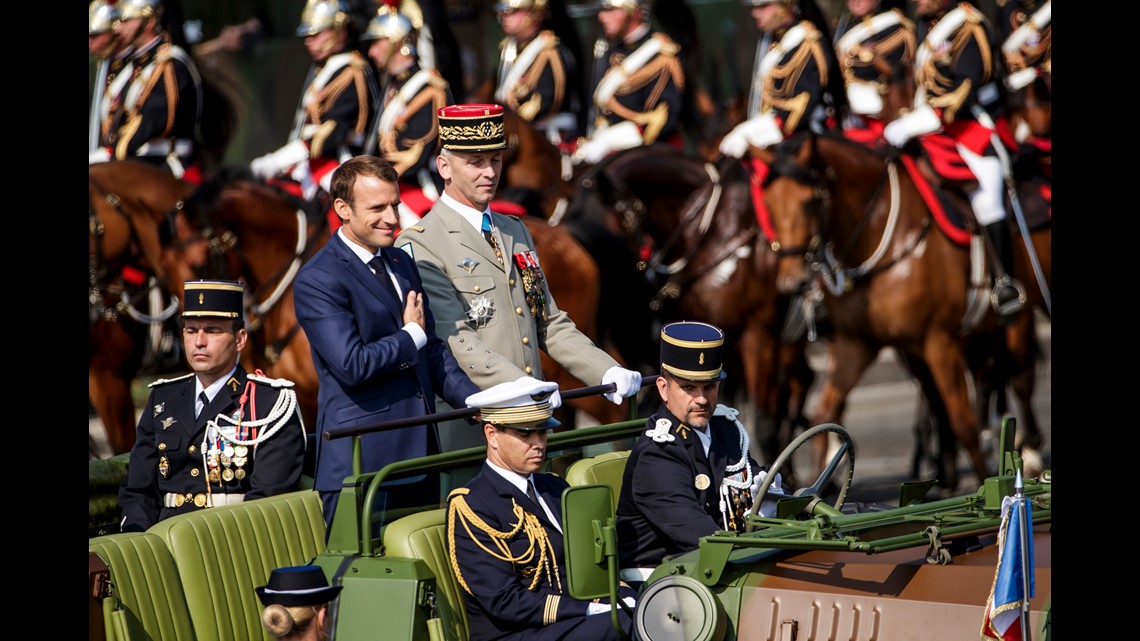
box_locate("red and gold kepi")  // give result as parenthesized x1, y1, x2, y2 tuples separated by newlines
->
(437, 104, 508, 152)
(182, 280, 244, 319)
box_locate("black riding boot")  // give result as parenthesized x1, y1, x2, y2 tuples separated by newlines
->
(983, 221, 1025, 323)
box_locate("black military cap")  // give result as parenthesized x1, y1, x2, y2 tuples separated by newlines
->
(660, 321, 727, 382)
(256, 565, 342, 607)
(183, 280, 244, 319)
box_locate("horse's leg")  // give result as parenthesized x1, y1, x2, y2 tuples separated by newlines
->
(922, 331, 992, 491)
(89, 319, 142, 454)
(1002, 313, 1045, 477)
(809, 337, 878, 480)
(737, 322, 780, 468)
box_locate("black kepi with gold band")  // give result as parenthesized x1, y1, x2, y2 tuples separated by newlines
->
(183, 279, 245, 318)
(465, 377, 561, 431)
(659, 321, 726, 381)
(437, 103, 509, 152)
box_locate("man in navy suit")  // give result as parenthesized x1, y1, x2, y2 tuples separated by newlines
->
(294, 155, 479, 528)
(446, 378, 636, 641)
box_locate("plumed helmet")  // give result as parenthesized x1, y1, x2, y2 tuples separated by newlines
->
(362, 5, 416, 44)
(741, 0, 792, 7)
(296, 0, 351, 37)
(89, 0, 120, 34)
(117, 0, 160, 21)
(495, 0, 549, 12)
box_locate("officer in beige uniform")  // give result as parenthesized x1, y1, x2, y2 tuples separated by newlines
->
(118, 280, 307, 532)
(398, 104, 642, 456)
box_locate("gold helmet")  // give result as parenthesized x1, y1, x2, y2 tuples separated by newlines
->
(494, 0, 549, 12)
(362, 5, 416, 43)
(296, 0, 351, 37)
(117, 0, 160, 21)
(741, 0, 792, 6)
(89, 0, 120, 34)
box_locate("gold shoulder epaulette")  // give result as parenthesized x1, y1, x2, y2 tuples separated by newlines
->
(447, 487, 471, 500)
(962, 2, 983, 22)
(654, 32, 680, 56)
(427, 73, 448, 90)
(803, 22, 821, 41)
(148, 373, 194, 387)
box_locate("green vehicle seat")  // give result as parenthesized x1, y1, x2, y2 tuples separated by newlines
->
(564, 450, 630, 510)
(90, 531, 196, 641)
(381, 508, 468, 641)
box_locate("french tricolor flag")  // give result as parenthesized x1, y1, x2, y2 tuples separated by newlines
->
(982, 477, 1036, 641)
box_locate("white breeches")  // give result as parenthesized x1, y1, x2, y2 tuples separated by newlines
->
(957, 145, 1006, 225)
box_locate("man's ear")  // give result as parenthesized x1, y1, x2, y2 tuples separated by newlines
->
(656, 375, 669, 401)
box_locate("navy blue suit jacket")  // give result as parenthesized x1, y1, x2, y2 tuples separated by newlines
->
(294, 232, 479, 492)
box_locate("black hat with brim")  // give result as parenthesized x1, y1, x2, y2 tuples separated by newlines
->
(660, 321, 727, 382)
(255, 566, 342, 608)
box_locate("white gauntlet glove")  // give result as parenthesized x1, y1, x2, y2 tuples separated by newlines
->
(601, 366, 642, 405)
(882, 104, 940, 147)
(587, 596, 636, 616)
(250, 139, 310, 180)
(719, 113, 784, 158)
(576, 121, 643, 165)
(749, 468, 787, 518)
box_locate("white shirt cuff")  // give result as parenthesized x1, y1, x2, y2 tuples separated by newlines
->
(403, 323, 427, 350)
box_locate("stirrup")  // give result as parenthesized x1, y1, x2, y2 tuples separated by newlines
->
(989, 275, 1027, 319)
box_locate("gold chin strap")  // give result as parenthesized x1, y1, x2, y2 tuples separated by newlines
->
(446, 489, 563, 597)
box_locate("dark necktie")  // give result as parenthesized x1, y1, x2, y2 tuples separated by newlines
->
(196, 391, 209, 420)
(526, 479, 540, 505)
(369, 256, 401, 302)
(481, 213, 504, 265)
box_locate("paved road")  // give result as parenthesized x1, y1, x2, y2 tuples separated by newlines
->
(90, 313, 1051, 506)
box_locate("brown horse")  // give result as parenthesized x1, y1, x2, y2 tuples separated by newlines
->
(562, 144, 816, 472)
(89, 160, 196, 455)
(163, 168, 626, 432)
(499, 106, 580, 222)
(760, 131, 1051, 492)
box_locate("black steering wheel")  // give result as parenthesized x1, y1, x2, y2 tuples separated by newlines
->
(747, 423, 855, 522)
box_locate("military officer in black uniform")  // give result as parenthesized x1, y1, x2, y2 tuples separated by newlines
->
(446, 377, 637, 641)
(615, 321, 785, 580)
(118, 280, 307, 533)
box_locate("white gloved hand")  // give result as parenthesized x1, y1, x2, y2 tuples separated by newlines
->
(718, 113, 784, 158)
(882, 104, 940, 147)
(513, 375, 561, 409)
(89, 147, 112, 164)
(749, 469, 787, 518)
(577, 120, 643, 165)
(586, 596, 636, 616)
(601, 366, 642, 405)
(249, 139, 310, 180)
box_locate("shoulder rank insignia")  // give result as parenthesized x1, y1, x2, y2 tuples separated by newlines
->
(148, 373, 194, 388)
(403, 226, 425, 233)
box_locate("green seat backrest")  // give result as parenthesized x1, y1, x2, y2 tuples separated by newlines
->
(564, 450, 630, 509)
(89, 532, 196, 641)
(381, 508, 468, 641)
(147, 490, 326, 641)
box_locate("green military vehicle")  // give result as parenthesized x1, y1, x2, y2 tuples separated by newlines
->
(89, 391, 1050, 641)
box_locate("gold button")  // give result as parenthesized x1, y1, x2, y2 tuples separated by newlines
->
(188, 445, 196, 453)
(473, 285, 481, 293)
(525, 366, 532, 374)
(509, 278, 515, 286)
(516, 307, 523, 315)
(191, 468, 200, 477)
(158, 442, 166, 451)
(522, 337, 529, 345)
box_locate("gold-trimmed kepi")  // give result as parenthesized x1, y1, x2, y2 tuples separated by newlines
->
(660, 321, 726, 382)
(183, 280, 244, 319)
(437, 104, 508, 152)
(466, 378, 561, 431)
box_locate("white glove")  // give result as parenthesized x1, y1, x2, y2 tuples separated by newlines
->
(587, 596, 636, 615)
(249, 139, 310, 180)
(749, 469, 787, 518)
(718, 113, 784, 158)
(513, 375, 562, 409)
(89, 147, 112, 164)
(601, 366, 642, 405)
(882, 104, 940, 147)
(577, 120, 644, 165)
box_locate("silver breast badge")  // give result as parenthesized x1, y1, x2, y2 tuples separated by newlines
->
(466, 294, 495, 327)
(459, 257, 479, 273)
(153, 402, 165, 416)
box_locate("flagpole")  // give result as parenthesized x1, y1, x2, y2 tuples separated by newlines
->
(1015, 470, 1031, 641)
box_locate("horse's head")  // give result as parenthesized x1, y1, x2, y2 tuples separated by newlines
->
(760, 134, 827, 295)
(159, 170, 245, 292)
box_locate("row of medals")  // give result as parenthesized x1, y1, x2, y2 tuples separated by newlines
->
(207, 443, 250, 483)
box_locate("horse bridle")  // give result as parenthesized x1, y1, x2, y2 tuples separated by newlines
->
(88, 175, 181, 326)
